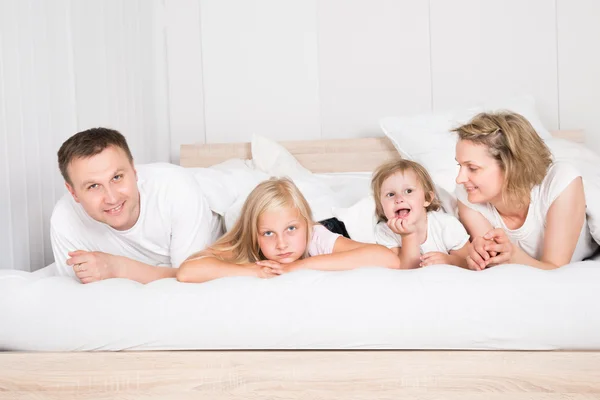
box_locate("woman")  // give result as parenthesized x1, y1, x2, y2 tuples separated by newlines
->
(453, 111, 597, 270)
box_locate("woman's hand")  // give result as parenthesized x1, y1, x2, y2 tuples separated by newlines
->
(466, 236, 495, 271)
(482, 228, 515, 266)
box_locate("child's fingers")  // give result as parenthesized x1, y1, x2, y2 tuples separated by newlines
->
(473, 243, 490, 261)
(267, 267, 282, 275)
(420, 258, 438, 267)
(469, 251, 487, 270)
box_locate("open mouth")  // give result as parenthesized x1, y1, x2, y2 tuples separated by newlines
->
(465, 186, 479, 193)
(395, 208, 411, 219)
(105, 201, 125, 215)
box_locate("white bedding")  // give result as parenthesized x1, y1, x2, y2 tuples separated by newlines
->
(2, 261, 600, 351)
(4, 130, 599, 352)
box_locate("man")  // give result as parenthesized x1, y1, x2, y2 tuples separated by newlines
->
(51, 127, 221, 283)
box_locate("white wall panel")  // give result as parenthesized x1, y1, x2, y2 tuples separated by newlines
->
(430, 0, 559, 129)
(317, 0, 432, 139)
(200, 0, 321, 143)
(557, 0, 600, 154)
(0, 0, 168, 271)
(165, 0, 205, 162)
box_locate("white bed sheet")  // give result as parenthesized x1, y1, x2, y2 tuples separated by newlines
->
(2, 260, 600, 351)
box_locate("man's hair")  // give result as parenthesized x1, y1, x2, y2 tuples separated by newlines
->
(58, 127, 133, 184)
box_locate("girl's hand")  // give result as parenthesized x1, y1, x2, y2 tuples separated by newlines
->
(420, 252, 450, 267)
(256, 259, 302, 275)
(387, 217, 417, 236)
(483, 228, 515, 266)
(252, 260, 283, 278)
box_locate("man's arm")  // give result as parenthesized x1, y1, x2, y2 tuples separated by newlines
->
(66, 250, 176, 284)
(168, 172, 218, 267)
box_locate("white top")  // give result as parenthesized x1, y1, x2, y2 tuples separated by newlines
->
(51, 163, 222, 278)
(308, 225, 341, 256)
(374, 211, 470, 254)
(455, 161, 598, 262)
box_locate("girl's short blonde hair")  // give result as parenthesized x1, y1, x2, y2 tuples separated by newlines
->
(452, 111, 552, 206)
(187, 177, 315, 264)
(371, 159, 441, 223)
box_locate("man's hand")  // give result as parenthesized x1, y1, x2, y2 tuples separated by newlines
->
(67, 250, 119, 284)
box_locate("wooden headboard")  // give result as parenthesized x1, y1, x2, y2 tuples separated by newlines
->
(180, 130, 584, 172)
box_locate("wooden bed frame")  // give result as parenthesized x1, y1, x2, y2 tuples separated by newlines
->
(3, 130, 598, 399)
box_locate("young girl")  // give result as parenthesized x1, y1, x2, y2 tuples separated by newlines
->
(177, 177, 400, 283)
(371, 160, 471, 269)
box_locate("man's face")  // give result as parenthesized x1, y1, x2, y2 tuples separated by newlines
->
(65, 146, 140, 231)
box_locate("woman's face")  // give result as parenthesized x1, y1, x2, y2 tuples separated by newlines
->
(455, 139, 505, 204)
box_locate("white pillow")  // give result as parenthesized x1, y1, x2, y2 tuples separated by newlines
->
(251, 134, 311, 178)
(546, 138, 600, 246)
(331, 195, 378, 244)
(250, 134, 338, 223)
(189, 159, 269, 216)
(380, 94, 552, 197)
(480, 95, 552, 140)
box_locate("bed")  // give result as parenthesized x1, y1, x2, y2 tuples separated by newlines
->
(2, 130, 600, 399)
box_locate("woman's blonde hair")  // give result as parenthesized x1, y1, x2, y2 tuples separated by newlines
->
(371, 159, 441, 223)
(187, 177, 315, 264)
(452, 111, 552, 206)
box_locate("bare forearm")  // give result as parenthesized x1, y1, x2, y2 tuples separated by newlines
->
(398, 236, 421, 269)
(295, 245, 400, 271)
(447, 254, 468, 269)
(176, 258, 256, 283)
(113, 256, 177, 284)
(512, 249, 560, 270)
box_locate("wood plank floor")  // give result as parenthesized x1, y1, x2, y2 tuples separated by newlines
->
(1, 351, 600, 400)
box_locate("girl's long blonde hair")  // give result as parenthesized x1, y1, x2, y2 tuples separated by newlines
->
(452, 111, 552, 206)
(187, 177, 315, 264)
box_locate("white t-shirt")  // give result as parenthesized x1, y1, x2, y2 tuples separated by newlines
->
(308, 225, 341, 256)
(51, 163, 222, 278)
(455, 161, 598, 262)
(374, 211, 470, 254)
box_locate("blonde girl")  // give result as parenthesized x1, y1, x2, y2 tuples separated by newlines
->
(371, 159, 471, 269)
(177, 177, 400, 283)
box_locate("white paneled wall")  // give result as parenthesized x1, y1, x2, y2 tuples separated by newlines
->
(317, 0, 432, 139)
(165, 0, 205, 161)
(0, 0, 169, 271)
(199, 0, 322, 143)
(1, 0, 599, 271)
(430, 0, 559, 129)
(557, 0, 600, 153)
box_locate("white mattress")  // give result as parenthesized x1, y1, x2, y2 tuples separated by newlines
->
(2, 261, 600, 351)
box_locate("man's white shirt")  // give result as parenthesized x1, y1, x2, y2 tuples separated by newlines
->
(51, 163, 221, 278)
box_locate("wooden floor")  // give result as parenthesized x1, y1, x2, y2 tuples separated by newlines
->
(1, 351, 599, 400)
